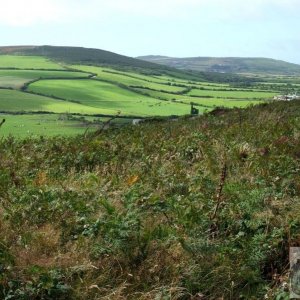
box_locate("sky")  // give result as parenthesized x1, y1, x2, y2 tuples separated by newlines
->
(0, 0, 300, 64)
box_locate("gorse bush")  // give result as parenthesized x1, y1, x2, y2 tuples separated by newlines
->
(0, 100, 300, 299)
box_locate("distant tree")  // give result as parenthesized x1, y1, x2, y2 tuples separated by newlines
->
(190, 103, 199, 115)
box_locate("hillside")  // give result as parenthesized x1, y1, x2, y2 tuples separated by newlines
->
(0, 46, 265, 84)
(1, 49, 288, 137)
(0, 46, 206, 81)
(137, 55, 300, 75)
(0, 100, 299, 299)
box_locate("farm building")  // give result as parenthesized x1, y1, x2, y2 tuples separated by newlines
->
(273, 94, 300, 101)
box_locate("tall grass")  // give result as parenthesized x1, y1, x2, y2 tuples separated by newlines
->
(1, 100, 300, 299)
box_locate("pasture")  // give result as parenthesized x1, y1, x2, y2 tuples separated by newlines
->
(0, 89, 116, 115)
(188, 88, 277, 99)
(132, 88, 264, 108)
(28, 79, 191, 116)
(0, 114, 87, 137)
(73, 65, 187, 92)
(0, 55, 64, 69)
(0, 69, 90, 89)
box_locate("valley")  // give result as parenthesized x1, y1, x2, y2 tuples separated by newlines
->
(1, 46, 299, 137)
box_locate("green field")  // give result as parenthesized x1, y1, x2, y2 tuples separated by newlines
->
(186, 97, 262, 107)
(0, 51, 292, 136)
(132, 88, 263, 108)
(188, 88, 276, 99)
(0, 55, 64, 69)
(0, 89, 116, 115)
(0, 69, 90, 88)
(152, 74, 232, 87)
(73, 65, 168, 83)
(28, 79, 191, 116)
(73, 65, 187, 92)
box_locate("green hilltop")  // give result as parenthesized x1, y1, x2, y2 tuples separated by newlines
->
(0, 45, 205, 81)
(0, 45, 163, 69)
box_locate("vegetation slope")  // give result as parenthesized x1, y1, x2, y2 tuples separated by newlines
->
(1, 100, 299, 299)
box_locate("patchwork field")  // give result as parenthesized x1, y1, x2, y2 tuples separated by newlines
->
(0, 55, 64, 69)
(27, 79, 191, 116)
(187, 88, 276, 99)
(0, 89, 116, 115)
(0, 69, 90, 89)
(0, 114, 88, 137)
(0, 52, 295, 136)
(73, 65, 187, 92)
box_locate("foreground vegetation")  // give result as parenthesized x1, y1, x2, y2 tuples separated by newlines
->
(1, 100, 299, 299)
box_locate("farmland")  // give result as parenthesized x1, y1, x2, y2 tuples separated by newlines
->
(0, 47, 298, 137)
(0, 89, 116, 115)
(187, 88, 276, 99)
(0, 114, 89, 137)
(0, 69, 90, 89)
(0, 55, 64, 69)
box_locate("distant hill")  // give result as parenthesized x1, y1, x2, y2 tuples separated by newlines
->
(137, 55, 300, 75)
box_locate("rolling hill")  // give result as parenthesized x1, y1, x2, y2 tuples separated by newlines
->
(0, 46, 207, 81)
(1, 45, 299, 137)
(0, 46, 261, 83)
(0, 46, 163, 70)
(137, 55, 300, 75)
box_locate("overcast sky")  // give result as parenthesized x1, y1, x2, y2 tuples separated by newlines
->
(1, 0, 300, 63)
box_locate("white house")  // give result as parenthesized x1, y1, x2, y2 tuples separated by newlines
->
(273, 94, 300, 101)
